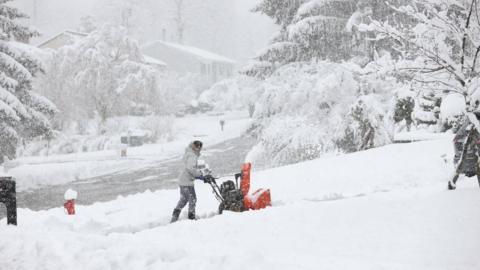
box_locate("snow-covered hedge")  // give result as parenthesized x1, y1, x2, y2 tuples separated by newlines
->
(19, 134, 120, 156)
(18, 115, 175, 156)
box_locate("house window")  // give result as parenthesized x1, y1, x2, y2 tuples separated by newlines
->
(212, 63, 217, 75)
(218, 65, 223, 76)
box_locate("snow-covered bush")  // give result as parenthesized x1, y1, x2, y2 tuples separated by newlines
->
(246, 59, 398, 167)
(248, 61, 356, 166)
(413, 90, 442, 131)
(199, 75, 262, 114)
(393, 87, 416, 131)
(339, 95, 393, 153)
(439, 93, 466, 132)
(256, 116, 330, 165)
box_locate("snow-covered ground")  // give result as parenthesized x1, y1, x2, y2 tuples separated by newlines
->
(4, 111, 251, 191)
(1, 137, 479, 269)
(394, 130, 454, 142)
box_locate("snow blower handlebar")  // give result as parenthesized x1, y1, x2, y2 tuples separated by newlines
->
(203, 174, 216, 184)
(203, 175, 224, 203)
(204, 171, 244, 204)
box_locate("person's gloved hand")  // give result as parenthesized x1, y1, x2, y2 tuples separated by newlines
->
(203, 175, 215, 184)
(196, 175, 206, 182)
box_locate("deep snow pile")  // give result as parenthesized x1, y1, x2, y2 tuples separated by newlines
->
(1, 137, 479, 269)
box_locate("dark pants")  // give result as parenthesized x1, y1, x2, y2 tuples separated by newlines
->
(449, 165, 480, 190)
(174, 186, 197, 215)
(450, 173, 480, 187)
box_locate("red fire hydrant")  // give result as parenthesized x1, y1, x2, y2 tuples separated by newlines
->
(64, 199, 75, 215)
(64, 188, 78, 215)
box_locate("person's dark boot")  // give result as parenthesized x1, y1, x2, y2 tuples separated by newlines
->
(188, 211, 196, 220)
(448, 180, 456, 190)
(171, 209, 181, 223)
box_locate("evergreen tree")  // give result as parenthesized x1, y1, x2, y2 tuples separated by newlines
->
(244, 0, 359, 78)
(252, 0, 306, 27)
(287, 0, 357, 61)
(0, 0, 56, 162)
(346, 0, 414, 65)
(243, 0, 306, 78)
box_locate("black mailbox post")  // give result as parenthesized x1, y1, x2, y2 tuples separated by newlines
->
(0, 176, 16, 225)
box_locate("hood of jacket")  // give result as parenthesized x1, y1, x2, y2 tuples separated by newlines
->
(186, 142, 201, 157)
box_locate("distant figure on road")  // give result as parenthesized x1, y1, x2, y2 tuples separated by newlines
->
(219, 119, 225, 131)
(171, 140, 205, 222)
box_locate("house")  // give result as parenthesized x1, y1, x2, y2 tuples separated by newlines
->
(36, 30, 167, 69)
(142, 40, 236, 83)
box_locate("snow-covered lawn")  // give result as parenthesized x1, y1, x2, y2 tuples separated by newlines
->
(4, 111, 251, 191)
(1, 137, 479, 269)
(394, 130, 454, 142)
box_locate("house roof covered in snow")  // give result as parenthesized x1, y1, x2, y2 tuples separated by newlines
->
(143, 55, 167, 67)
(143, 40, 236, 64)
(36, 30, 167, 67)
(36, 30, 87, 49)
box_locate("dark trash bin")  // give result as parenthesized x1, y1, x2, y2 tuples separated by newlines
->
(0, 176, 16, 225)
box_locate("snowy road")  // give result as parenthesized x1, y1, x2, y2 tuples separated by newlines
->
(0, 136, 256, 217)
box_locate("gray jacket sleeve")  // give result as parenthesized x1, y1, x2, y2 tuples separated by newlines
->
(185, 155, 201, 179)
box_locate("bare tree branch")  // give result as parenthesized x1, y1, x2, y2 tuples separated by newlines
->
(411, 77, 462, 91)
(397, 66, 445, 73)
(373, 22, 467, 86)
(461, 0, 476, 73)
(472, 45, 480, 74)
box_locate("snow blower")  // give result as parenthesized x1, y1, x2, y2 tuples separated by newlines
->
(204, 163, 271, 214)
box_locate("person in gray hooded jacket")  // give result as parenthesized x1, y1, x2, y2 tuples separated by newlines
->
(171, 140, 205, 222)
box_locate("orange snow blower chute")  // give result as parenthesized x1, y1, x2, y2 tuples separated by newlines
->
(204, 162, 271, 214)
(240, 163, 251, 197)
(240, 163, 271, 210)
